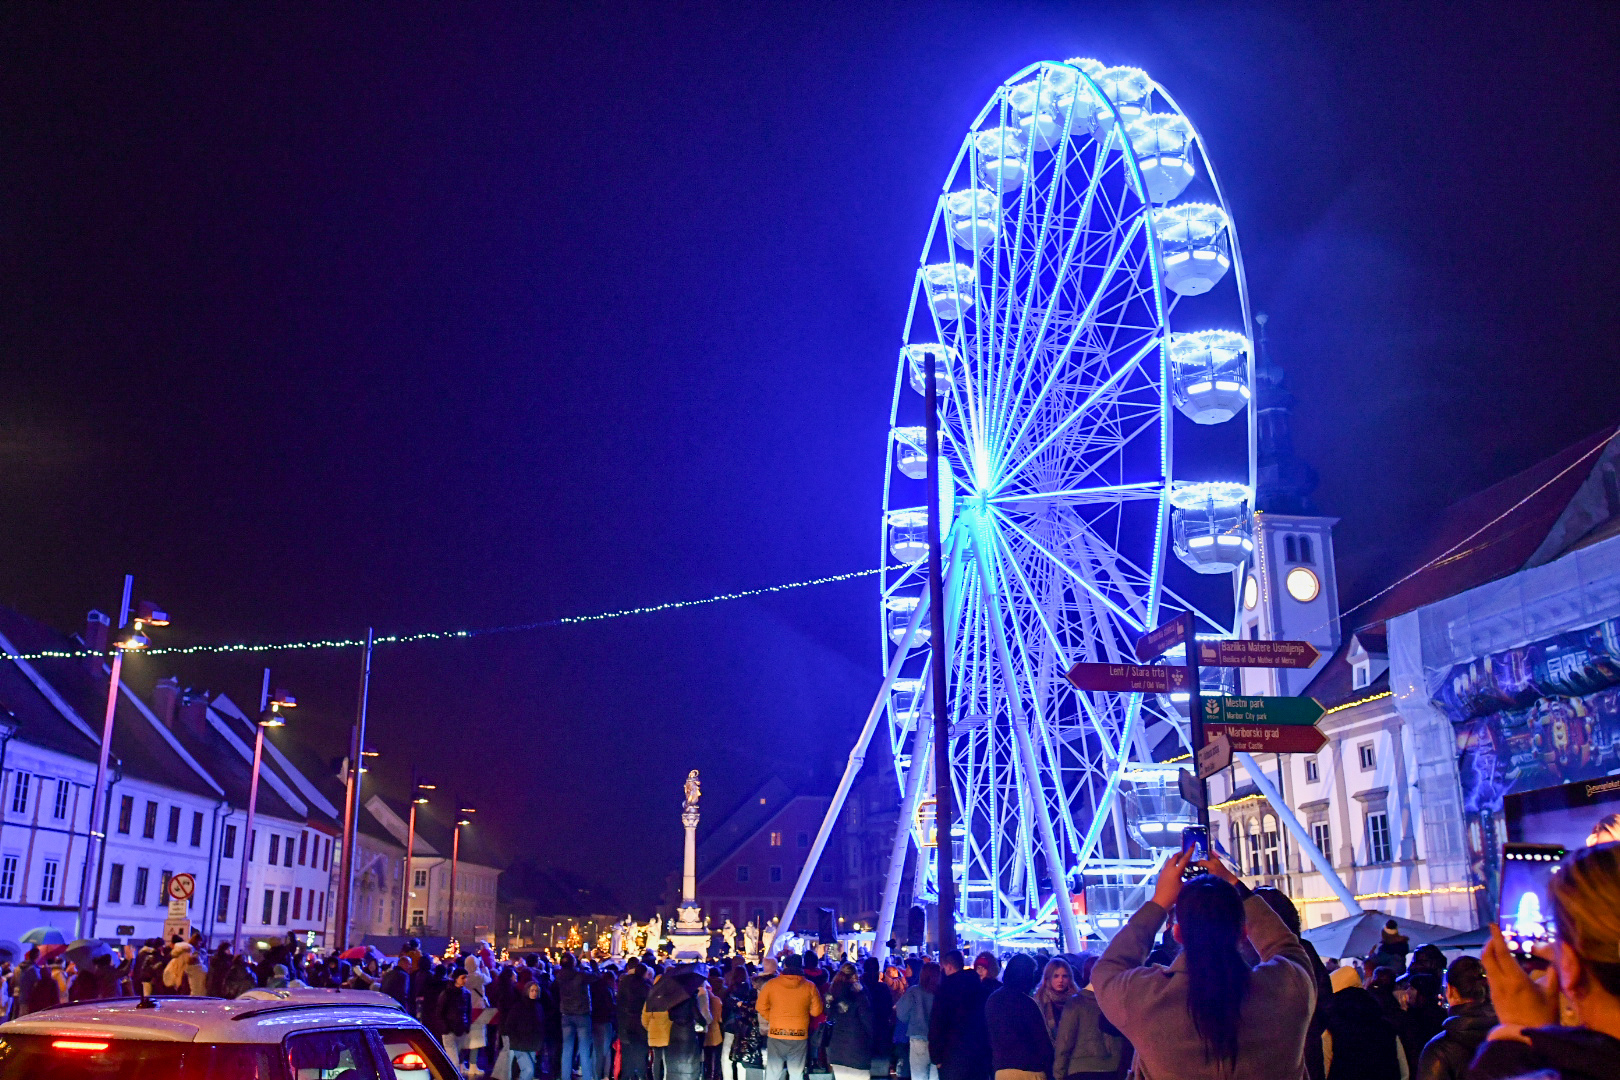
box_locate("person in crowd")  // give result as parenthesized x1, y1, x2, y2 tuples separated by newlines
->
(163, 941, 207, 995)
(1252, 887, 1333, 1080)
(382, 959, 411, 1010)
(507, 978, 549, 1080)
(1367, 966, 1401, 1022)
(13, 948, 45, 1018)
(882, 963, 910, 1077)
(1323, 965, 1402, 1080)
(825, 962, 876, 1080)
(1414, 955, 1493, 1080)
(594, 965, 619, 1080)
(267, 963, 291, 989)
(861, 957, 894, 1079)
(559, 953, 597, 1080)
(1051, 955, 1120, 1080)
(973, 954, 1001, 990)
(440, 968, 475, 1075)
(1092, 848, 1314, 1080)
(1033, 958, 1077, 1041)
(1394, 970, 1448, 1069)
(1584, 812, 1620, 847)
(1369, 921, 1411, 976)
(758, 953, 824, 1080)
(1473, 841, 1620, 1080)
(720, 960, 755, 1080)
(465, 954, 493, 1078)
(930, 949, 993, 1080)
(621, 957, 655, 1080)
(208, 943, 234, 997)
(985, 955, 1051, 1080)
(134, 939, 165, 996)
(897, 960, 939, 1080)
(646, 963, 709, 1080)
(224, 952, 258, 998)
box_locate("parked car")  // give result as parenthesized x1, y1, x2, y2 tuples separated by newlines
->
(0, 987, 458, 1078)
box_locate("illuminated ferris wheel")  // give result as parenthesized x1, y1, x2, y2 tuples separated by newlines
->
(878, 58, 1258, 948)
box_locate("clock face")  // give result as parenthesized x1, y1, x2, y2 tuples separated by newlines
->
(1286, 566, 1320, 603)
(1243, 574, 1259, 610)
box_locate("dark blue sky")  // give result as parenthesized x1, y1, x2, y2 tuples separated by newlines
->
(2, 2, 1615, 906)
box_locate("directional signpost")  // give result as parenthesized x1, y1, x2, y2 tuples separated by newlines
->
(1065, 662, 1191, 695)
(1205, 723, 1328, 754)
(1202, 696, 1325, 727)
(1134, 611, 1192, 664)
(1196, 638, 1321, 670)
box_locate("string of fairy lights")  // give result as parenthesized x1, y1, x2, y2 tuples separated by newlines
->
(0, 567, 884, 663)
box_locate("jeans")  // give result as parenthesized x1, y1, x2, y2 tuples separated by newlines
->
(516, 1051, 541, 1080)
(765, 1038, 807, 1080)
(443, 1034, 465, 1070)
(562, 1014, 596, 1080)
(594, 1021, 616, 1080)
(720, 1034, 735, 1080)
(908, 1040, 937, 1080)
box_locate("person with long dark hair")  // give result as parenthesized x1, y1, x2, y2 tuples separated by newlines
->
(1092, 848, 1314, 1079)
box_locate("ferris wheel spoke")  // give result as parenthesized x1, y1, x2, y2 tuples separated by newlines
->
(991, 480, 1163, 507)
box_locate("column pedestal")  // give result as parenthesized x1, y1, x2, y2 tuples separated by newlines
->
(669, 805, 708, 959)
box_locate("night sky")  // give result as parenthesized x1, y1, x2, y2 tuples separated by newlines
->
(2, 3, 1616, 909)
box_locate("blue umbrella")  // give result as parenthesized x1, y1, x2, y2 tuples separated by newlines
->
(20, 926, 67, 946)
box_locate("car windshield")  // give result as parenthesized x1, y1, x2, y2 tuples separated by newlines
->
(0, 1034, 283, 1080)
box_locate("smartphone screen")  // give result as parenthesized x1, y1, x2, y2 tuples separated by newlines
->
(1180, 825, 1208, 872)
(1500, 842, 1566, 957)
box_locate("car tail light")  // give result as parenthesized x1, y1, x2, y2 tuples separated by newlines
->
(393, 1051, 429, 1069)
(52, 1039, 111, 1051)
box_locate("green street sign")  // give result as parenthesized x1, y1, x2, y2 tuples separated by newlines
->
(1201, 695, 1325, 727)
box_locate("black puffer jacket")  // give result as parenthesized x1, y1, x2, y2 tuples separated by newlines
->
(1466, 1024, 1620, 1080)
(1416, 1002, 1495, 1080)
(824, 985, 875, 1069)
(506, 993, 547, 1053)
(439, 982, 472, 1037)
(1326, 987, 1401, 1080)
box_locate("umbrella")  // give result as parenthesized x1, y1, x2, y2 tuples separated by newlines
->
(20, 926, 67, 946)
(0, 940, 21, 963)
(1429, 926, 1490, 949)
(339, 945, 384, 962)
(1302, 910, 1468, 961)
(66, 938, 115, 966)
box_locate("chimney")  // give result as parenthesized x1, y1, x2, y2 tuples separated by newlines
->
(84, 610, 110, 654)
(152, 676, 181, 729)
(178, 688, 211, 739)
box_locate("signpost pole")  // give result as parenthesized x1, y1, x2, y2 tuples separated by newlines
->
(1186, 626, 1209, 829)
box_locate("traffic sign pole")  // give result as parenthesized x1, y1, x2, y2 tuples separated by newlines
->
(1186, 625, 1209, 829)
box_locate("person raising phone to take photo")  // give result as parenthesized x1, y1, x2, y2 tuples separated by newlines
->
(1091, 848, 1316, 1080)
(1472, 842, 1620, 1080)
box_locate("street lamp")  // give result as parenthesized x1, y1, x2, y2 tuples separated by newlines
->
(398, 771, 436, 935)
(446, 804, 474, 944)
(78, 576, 168, 937)
(232, 669, 295, 952)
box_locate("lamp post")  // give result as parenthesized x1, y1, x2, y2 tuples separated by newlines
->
(446, 804, 474, 943)
(232, 670, 295, 952)
(78, 577, 168, 937)
(398, 772, 435, 935)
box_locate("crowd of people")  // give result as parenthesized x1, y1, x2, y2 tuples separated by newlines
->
(1, 844, 1616, 1080)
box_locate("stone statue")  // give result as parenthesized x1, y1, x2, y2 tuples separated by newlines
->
(683, 769, 701, 813)
(743, 921, 760, 961)
(764, 916, 780, 952)
(619, 914, 636, 955)
(721, 918, 737, 956)
(646, 913, 663, 947)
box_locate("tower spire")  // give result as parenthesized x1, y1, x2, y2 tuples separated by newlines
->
(1253, 312, 1319, 515)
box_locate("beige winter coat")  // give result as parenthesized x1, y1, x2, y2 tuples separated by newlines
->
(1092, 892, 1315, 1080)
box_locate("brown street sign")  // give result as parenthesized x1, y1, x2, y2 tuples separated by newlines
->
(1196, 638, 1322, 669)
(1134, 612, 1193, 664)
(1204, 722, 1327, 754)
(1065, 661, 1191, 695)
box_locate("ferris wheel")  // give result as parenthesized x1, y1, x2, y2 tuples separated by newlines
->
(877, 58, 1258, 949)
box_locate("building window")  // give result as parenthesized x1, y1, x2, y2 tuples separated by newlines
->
(216, 885, 231, 923)
(293, 888, 303, 921)
(284, 837, 295, 867)
(299, 832, 309, 865)
(1285, 535, 1298, 563)
(318, 892, 325, 921)
(262, 889, 275, 925)
(1311, 822, 1331, 858)
(797, 832, 809, 848)
(1247, 830, 1262, 875)
(143, 801, 158, 839)
(0, 856, 15, 900)
(278, 891, 290, 925)
(1299, 536, 1314, 564)
(53, 780, 69, 821)
(1305, 757, 1319, 783)
(9, 773, 30, 815)
(736, 865, 750, 883)
(769, 866, 783, 883)
(159, 870, 172, 906)
(133, 867, 150, 906)
(166, 806, 181, 843)
(118, 795, 134, 834)
(411, 909, 425, 928)
(223, 824, 237, 859)
(1358, 743, 1376, 771)
(40, 859, 58, 904)
(769, 831, 783, 847)
(1367, 811, 1392, 864)
(269, 835, 281, 865)
(190, 812, 204, 847)
(250, 830, 257, 862)
(414, 868, 428, 888)
(107, 863, 125, 904)
(1262, 817, 1281, 876)
(1352, 662, 1370, 689)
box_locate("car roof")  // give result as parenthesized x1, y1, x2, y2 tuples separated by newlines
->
(0, 990, 421, 1044)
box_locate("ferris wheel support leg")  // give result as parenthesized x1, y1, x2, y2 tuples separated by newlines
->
(970, 533, 1083, 951)
(1234, 751, 1361, 914)
(874, 720, 932, 962)
(770, 591, 930, 957)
